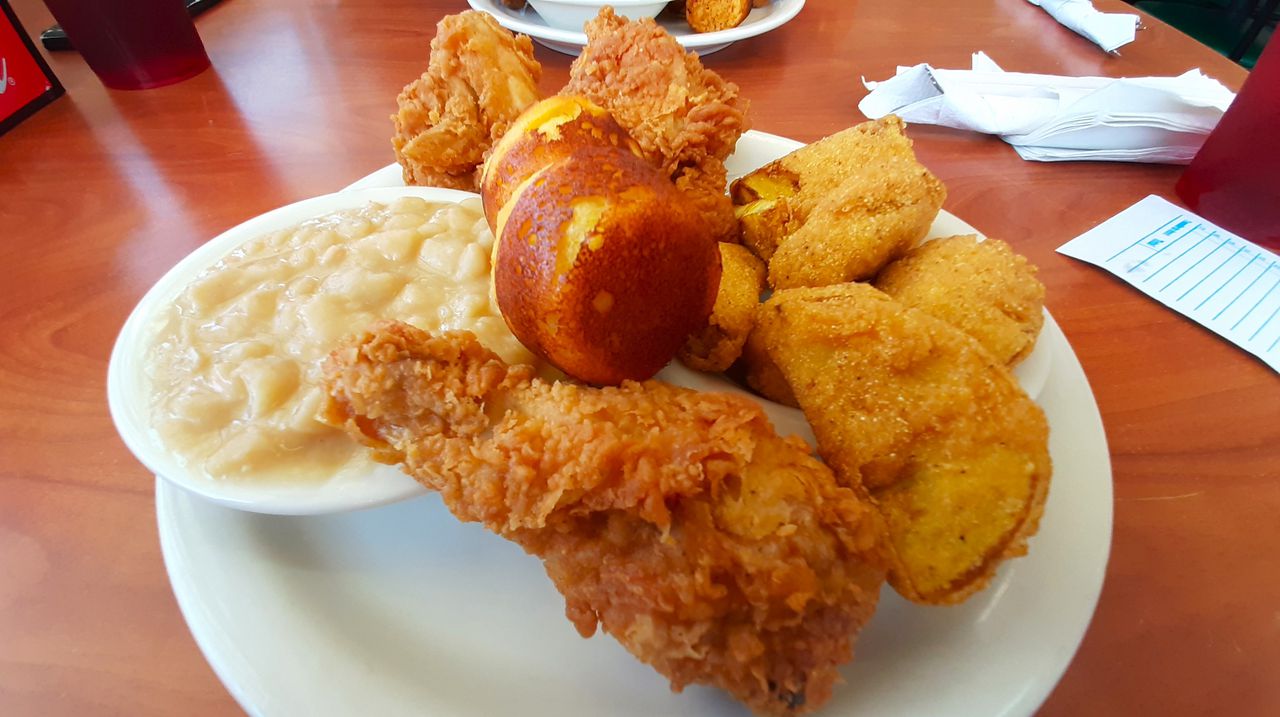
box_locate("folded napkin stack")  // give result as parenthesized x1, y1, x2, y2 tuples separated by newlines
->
(859, 53, 1236, 164)
(1027, 0, 1139, 53)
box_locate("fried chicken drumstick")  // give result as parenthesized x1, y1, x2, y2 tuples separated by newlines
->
(321, 321, 887, 716)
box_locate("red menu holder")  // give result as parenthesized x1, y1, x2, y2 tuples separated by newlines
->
(1175, 37, 1280, 250)
(0, 0, 65, 136)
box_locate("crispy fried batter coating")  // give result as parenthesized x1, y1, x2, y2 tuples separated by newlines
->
(874, 235, 1046, 366)
(753, 284, 1051, 604)
(673, 158, 741, 242)
(735, 305, 800, 408)
(680, 243, 767, 372)
(321, 321, 887, 716)
(391, 11, 542, 190)
(731, 116, 946, 288)
(564, 8, 749, 241)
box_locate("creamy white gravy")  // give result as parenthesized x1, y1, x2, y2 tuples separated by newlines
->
(145, 196, 535, 482)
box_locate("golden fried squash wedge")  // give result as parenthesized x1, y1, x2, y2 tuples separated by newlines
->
(734, 306, 799, 408)
(730, 116, 946, 289)
(679, 242, 766, 372)
(754, 283, 1051, 604)
(874, 234, 1046, 366)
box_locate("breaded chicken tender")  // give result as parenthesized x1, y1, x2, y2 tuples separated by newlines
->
(321, 322, 887, 716)
(753, 284, 1051, 605)
(731, 116, 946, 288)
(564, 8, 749, 241)
(874, 235, 1046, 366)
(680, 242, 767, 372)
(392, 11, 542, 190)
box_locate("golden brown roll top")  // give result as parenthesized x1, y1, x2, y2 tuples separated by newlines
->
(491, 145, 721, 385)
(481, 95, 644, 233)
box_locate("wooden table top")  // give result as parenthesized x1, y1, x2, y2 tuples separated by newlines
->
(2, 0, 1276, 714)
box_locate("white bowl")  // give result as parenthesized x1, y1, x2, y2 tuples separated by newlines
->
(107, 187, 476, 516)
(526, 0, 668, 32)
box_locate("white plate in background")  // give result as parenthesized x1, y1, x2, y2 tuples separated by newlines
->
(467, 0, 806, 56)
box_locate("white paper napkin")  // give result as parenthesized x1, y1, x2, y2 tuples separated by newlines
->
(1027, 0, 1139, 53)
(859, 53, 1235, 164)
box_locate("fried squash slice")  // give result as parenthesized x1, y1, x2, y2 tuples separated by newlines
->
(752, 283, 1052, 604)
(730, 116, 946, 289)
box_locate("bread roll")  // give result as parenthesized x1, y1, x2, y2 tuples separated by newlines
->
(481, 95, 643, 233)
(493, 146, 721, 384)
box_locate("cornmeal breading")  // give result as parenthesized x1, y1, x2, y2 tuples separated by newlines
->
(874, 234, 1046, 366)
(731, 116, 945, 288)
(736, 307, 799, 408)
(680, 242, 767, 372)
(753, 284, 1051, 605)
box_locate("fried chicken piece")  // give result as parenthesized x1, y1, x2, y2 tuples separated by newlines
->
(321, 321, 886, 716)
(874, 234, 1046, 366)
(673, 158, 741, 242)
(564, 8, 749, 241)
(565, 8, 749, 175)
(392, 11, 542, 190)
(753, 284, 1051, 605)
(680, 242, 766, 372)
(731, 116, 946, 288)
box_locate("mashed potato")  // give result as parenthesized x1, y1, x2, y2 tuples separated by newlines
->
(145, 196, 536, 482)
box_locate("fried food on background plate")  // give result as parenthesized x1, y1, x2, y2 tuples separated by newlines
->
(679, 242, 767, 372)
(874, 234, 1046, 366)
(752, 283, 1051, 605)
(564, 8, 749, 241)
(731, 116, 946, 288)
(392, 11, 542, 190)
(686, 0, 752, 32)
(321, 322, 887, 716)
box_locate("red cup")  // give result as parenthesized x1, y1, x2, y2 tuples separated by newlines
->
(1175, 37, 1280, 250)
(41, 0, 210, 90)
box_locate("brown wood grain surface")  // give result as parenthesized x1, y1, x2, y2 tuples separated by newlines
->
(1, 0, 1276, 715)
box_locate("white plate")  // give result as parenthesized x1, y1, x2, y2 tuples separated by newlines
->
(108, 187, 475, 516)
(160, 132, 1112, 716)
(467, 0, 806, 56)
